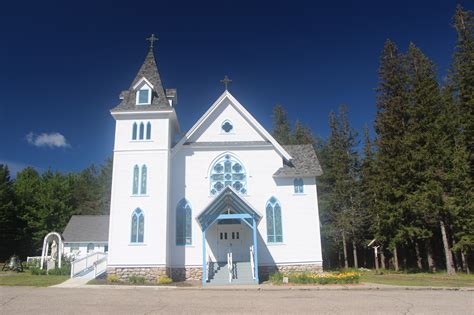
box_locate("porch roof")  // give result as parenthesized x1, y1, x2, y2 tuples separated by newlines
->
(196, 186, 262, 231)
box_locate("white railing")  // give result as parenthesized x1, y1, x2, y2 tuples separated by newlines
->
(227, 250, 233, 283)
(70, 252, 107, 278)
(250, 245, 255, 280)
(94, 255, 108, 278)
(206, 256, 211, 282)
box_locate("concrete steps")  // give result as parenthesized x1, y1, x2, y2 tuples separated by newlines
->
(208, 261, 256, 285)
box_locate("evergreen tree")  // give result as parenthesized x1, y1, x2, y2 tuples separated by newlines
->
(373, 39, 410, 271)
(272, 104, 292, 145)
(0, 165, 22, 260)
(98, 157, 113, 214)
(292, 120, 314, 145)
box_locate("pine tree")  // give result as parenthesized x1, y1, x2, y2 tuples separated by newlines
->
(272, 104, 292, 145)
(373, 39, 410, 271)
(292, 120, 314, 145)
(0, 165, 22, 260)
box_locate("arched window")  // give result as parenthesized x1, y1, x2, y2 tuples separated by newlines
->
(266, 197, 283, 243)
(87, 243, 94, 253)
(176, 199, 192, 245)
(221, 120, 234, 133)
(294, 178, 304, 194)
(131, 208, 145, 243)
(146, 122, 151, 140)
(209, 154, 247, 195)
(132, 165, 139, 195)
(141, 165, 147, 195)
(132, 122, 138, 140)
(139, 122, 145, 140)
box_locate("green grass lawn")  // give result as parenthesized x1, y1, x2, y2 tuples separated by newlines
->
(361, 270, 474, 287)
(0, 271, 68, 287)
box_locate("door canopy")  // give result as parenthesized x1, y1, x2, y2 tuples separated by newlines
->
(196, 186, 262, 231)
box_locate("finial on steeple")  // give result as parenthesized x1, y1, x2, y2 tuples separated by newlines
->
(146, 33, 159, 50)
(220, 75, 232, 91)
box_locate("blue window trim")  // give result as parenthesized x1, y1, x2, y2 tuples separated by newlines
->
(130, 208, 145, 243)
(294, 178, 304, 194)
(176, 199, 192, 246)
(209, 153, 247, 196)
(266, 197, 283, 243)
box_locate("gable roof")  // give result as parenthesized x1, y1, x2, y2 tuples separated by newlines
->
(273, 144, 323, 178)
(62, 215, 109, 243)
(173, 91, 292, 161)
(111, 49, 173, 112)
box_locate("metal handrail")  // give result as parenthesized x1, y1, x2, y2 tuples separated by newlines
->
(250, 245, 255, 280)
(227, 250, 233, 283)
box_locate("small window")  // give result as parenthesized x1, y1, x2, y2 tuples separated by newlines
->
(232, 232, 235, 239)
(176, 199, 192, 245)
(266, 197, 283, 243)
(136, 85, 151, 105)
(236, 232, 240, 239)
(87, 243, 94, 253)
(221, 120, 233, 133)
(294, 178, 304, 194)
(139, 122, 145, 140)
(146, 122, 151, 140)
(132, 123, 138, 140)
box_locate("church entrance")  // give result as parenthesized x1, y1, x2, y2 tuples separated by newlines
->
(197, 187, 262, 285)
(216, 223, 245, 262)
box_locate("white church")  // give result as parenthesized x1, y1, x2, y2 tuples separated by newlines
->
(104, 37, 323, 285)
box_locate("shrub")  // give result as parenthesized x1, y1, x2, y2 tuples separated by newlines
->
(107, 275, 120, 283)
(156, 276, 173, 285)
(30, 267, 47, 275)
(47, 266, 70, 276)
(269, 272, 284, 284)
(129, 275, 145, 285)
(272, 271, 360, 285)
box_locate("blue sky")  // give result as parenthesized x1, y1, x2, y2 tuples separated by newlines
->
(0, 0, 470, 175)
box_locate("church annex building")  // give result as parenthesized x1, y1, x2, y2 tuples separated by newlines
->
(103, 38, 323, 285)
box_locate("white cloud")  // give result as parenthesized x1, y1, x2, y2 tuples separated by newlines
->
(26, 132, 70, 148)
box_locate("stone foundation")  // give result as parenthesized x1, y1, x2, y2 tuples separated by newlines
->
(107, 263, 322, 283)
(107, 267, 168, 282)
(170, 267, 202, 281)
(259, 264, 323, 281)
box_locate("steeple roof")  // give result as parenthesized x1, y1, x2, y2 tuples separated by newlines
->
(111, 48, 173, 112)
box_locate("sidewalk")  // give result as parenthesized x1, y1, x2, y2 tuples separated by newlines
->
(50, 281, 474, 291)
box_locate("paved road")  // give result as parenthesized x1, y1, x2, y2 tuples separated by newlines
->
(0, 286, 472, 314)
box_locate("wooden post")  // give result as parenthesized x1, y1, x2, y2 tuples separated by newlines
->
(374, 246, 379, 275)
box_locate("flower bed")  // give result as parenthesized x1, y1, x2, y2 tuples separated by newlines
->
(270, 271, 360, 285)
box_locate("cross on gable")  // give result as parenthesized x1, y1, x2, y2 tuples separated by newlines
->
(220, 75, 232, 91)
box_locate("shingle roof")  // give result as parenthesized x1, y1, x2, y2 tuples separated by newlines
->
(273, 144, 323, 178)
(62, 215, 109, 242)
(111, 49, 173, 112)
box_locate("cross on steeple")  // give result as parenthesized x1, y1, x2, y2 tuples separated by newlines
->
(146, 33, 159, 50)
(220, 75, 232, 91)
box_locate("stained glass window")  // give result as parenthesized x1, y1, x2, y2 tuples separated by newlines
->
(132, 165, 139, 195)
(266, 197, 283, 243)
(131, 208, 144, 243)
(141, 165, 147, 195)
(176, 199, 192, 245)
(209, 154, 247, 195)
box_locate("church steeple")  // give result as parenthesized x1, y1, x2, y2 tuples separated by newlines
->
(111, 35, 176, 112)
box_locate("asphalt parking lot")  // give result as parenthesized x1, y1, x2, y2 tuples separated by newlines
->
(0, 286, 473, 314)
